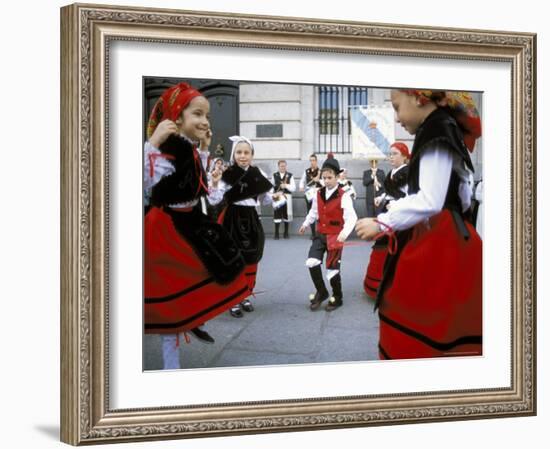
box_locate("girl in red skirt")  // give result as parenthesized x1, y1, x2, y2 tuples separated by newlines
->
(356, 89, 482, 360)
(208, 136, 274, 318)
(363, 143, 409, 299)
(144, 83, 249, 369)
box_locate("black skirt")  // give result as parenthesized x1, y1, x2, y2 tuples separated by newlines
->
(222, 205, 265, 265)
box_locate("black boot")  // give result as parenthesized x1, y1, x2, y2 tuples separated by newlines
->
(274, 222, 280, 240)
(326, 274, 343, 311)
(283, 222, 290, 239)
(310, 222, 316, 240)
(308, 265, 329, 310)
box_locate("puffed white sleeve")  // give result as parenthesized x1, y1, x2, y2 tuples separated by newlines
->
(299, 171, 306, 190)
(258, 168, 275, 206)
(377, 144, 453, 231)
(287, 175, 297, 193)
(207, 179, 229, 206)
(302, 193, 319, 227)
(340, 192, 358, 239)
(144, 141, 175, 190)
(474, 180, 483, 203)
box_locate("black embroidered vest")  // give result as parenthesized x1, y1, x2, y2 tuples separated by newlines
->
(150, 134, 208, 207)
(305, 167, 320, 187)
(273, 172, 293, 194)
(407, 108, 474, 213)
(383, 165, 409, 200)
(221, 165, 273, 203)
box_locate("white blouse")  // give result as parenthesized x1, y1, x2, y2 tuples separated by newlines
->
(377, 143, 474, 231)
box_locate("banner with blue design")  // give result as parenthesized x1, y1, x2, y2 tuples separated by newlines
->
(350, 105, 395, 160)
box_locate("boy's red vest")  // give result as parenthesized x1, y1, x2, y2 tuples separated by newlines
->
(317, 187, 345, 235)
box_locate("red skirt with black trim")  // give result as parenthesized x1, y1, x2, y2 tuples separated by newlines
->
(144, 207, 250, 334)
(378, 210, 482, 360)
(363, 245, 388, 299)
(244, 263, 258, 294)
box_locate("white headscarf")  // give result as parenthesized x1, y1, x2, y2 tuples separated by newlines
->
(229, 135, 254, 164)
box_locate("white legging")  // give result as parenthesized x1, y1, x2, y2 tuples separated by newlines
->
(161, 334, 181, 370)
(305, 258, 339, 279)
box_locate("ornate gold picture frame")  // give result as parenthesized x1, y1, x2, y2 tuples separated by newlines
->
(60, 3, 536, 445)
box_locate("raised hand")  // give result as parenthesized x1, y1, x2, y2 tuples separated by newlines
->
(149, 119, 178, 148)
(200, 129, 213, 150)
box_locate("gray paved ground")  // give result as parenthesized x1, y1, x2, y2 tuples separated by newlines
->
(144, 235, 379, 370)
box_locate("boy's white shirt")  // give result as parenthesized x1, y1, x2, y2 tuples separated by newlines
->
(302, 186, 358, 239)
(377, 142, 474, 231)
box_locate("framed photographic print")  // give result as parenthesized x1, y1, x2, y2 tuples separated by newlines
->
(60, 3, 536, 445)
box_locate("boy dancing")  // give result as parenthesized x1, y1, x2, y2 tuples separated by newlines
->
(299, 156, 357, 311)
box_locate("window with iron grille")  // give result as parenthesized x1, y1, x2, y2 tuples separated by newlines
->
(315, 86, 369, 154)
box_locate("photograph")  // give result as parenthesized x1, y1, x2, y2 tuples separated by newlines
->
(57, 2, 537, 445)
(142, 78, 484, 371)
(3, 0, 547, 448)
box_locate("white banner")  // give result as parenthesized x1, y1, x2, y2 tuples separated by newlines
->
(350, 105, 395, 160)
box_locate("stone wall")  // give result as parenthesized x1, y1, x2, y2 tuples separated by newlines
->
(239, 85, 483, 236)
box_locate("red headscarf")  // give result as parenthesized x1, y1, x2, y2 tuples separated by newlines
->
(390, 142, 410, 159)
(146, 82, 203, 139)
(400, 89, 482, 152)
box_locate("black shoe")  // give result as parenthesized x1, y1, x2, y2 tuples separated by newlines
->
(230, 304, 244, 318)
(274, 234, 280, 240)
(189, 326, 215, 344)
(241, 299, 254, 312)
(325, 296, 343, 312)
(309, 290, 329, 310)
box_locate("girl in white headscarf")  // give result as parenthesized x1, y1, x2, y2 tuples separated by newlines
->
(209, 136, 274, 317)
